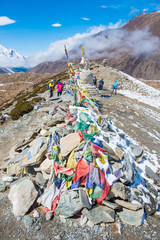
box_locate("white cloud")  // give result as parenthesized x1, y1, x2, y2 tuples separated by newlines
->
(81, 17, 90, 21)
(107, 19, 123, 29)
(101, 6, 108, 8)
(29, 23, 160, 67)
(143, 8, 149, 12)
(52, 23, 62, 27)
(129, 7, 140, 15)
(0, 16, 15, 26)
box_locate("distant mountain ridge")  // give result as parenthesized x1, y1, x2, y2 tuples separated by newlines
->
(0, 44, 30, 69)
(30, 11, 160, 79)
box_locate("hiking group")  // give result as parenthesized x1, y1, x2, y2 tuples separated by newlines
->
(47, 73, 119, 99)
(47, 80, 63, 98)
(93, 76, 119, 94)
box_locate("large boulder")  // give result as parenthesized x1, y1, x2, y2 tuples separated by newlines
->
(8, 177, 38, 217)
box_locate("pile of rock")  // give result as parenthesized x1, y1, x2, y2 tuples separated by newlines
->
(0, 71, 159, 230)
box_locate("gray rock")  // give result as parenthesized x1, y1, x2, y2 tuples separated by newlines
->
(8, 177, 38, 217)
(20, 142, 47, 167)
(114, 199, 141, 211)
(118, 132, 125, 139)
(82, 206, 115, 225)
(23, 215, 34, 229)
(41, 107, 50, 113)
(103, 141, 123, 161)
(66, 124, 74, 134)
(0, 179, 6, 192)
(16, 216, 22, 221)
(117, 208, 144, 226)
(54, 235, 61, 240)
(145, 234, 152, 239)
(110, 161, 122, 174)
(87, 220, 94, 228)
(145, 166, 159, 181)
(57, 108, 67, 117)
(99, 226, 106, 233)
(130, 144, 143, 157)
(59, 104, 68, 112)
(55, 190, 91, 218)
(35, 172, 46, 187)
(102, 200, 121, 210)
(62, 127, 69, 137)
(146, 182, 158, 197)
(73, 223, 78, 228)
(60, 94, 74, 104)
(35, 225, 41, 231)
(94, 225, 99, 234)
(50, 96, 60, 101)
(79, 189, 92, 210)
(2, 175, 15, 183)
(106, 182, 129, 201)
(123, 153, 134, 183)
(12, 148, 28, 163)
(47, 113, 64, 127)
(60, 217, 66, 223)
(46, 212, 53, 221)
(55, 127, 64, 138)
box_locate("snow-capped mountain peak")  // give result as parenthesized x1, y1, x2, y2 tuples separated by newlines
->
(0, 44, 29, 68)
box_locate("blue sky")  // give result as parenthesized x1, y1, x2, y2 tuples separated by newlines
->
(0, 0, 160, 56)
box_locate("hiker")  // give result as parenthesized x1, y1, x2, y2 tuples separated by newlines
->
(57, 80, 63, 96)
(49, 80, 54, 98)
(93, 76, 97, 86)
(98, 79, 104, 90)
(112, 80, 118, 94)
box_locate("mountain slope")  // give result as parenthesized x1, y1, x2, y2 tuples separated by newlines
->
(29, 61, 68, 74)
(30, 11, 160, 79)
(99, 12, 160, 79)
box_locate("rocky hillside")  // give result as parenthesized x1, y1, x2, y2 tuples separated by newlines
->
(0, 64, 160, 240)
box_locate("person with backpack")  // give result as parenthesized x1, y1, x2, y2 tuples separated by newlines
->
(93, 76, 97, 86)
(57, 80, 63, 96)
(98, 79, 104, 90)
(49, 80, 54, 98)
(112, 80, 118, 94)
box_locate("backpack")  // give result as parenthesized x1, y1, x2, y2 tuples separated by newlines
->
(58, 84, 63, 92)
(100, 80, 103, 85)
(47, 81, 50, 90)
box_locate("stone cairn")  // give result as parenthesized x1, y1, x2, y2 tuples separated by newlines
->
(0, 67, 160, 229)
